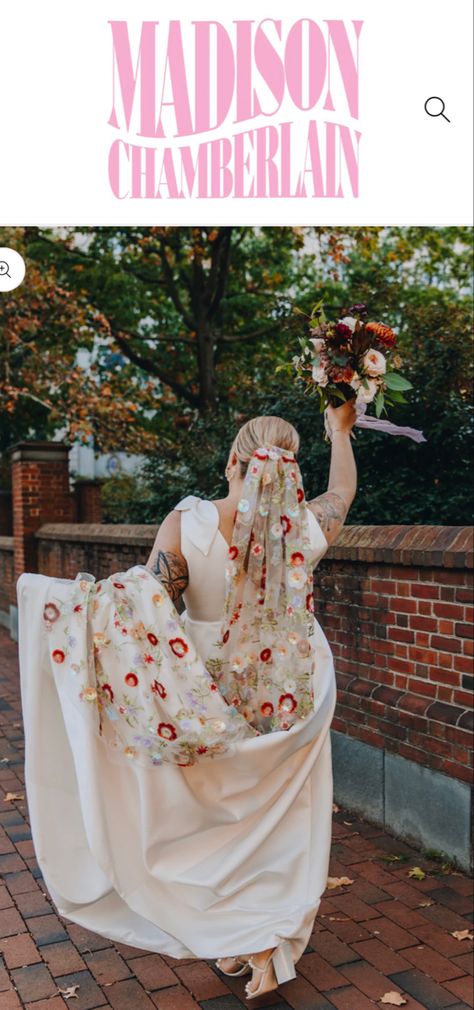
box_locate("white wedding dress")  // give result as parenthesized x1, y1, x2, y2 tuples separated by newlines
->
(17, 496, 337, 964)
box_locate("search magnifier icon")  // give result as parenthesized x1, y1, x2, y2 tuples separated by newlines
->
(0, 260, 11, 278)
(424, 96, 451, 122)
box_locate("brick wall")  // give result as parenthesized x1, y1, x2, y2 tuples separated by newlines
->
(11, 443, 74, 582)
(0, 537, 14, 619)
(34, 522, 473, 788)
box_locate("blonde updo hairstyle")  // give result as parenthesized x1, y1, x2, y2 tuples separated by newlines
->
(229, 416, 300, 479)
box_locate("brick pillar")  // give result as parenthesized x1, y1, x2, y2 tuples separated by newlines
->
(76, 480, 103, 523)
(0, 491, 12, 535)
(10, 442, 74, 580)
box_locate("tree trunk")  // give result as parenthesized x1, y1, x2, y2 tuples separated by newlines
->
(196, 324, 216, 413)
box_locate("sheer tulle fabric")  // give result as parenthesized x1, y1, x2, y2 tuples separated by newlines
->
(215, 445, 316, 732)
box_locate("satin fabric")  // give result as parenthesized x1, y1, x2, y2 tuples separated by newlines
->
(17, 497, 337, 963)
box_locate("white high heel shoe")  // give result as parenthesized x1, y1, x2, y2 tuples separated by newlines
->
(215, 956, 251, 977)
(245, 940, 296, 999)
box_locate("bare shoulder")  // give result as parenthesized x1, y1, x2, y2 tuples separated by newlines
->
(306, 491, 349, 548)
(146, 509, 188, 603)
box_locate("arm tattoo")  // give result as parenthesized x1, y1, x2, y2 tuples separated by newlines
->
(147, 550, 188, 603)
(309, 491, 348, 536)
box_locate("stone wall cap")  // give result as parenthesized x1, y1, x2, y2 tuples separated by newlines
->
(36, 523, 158, 547)
(0, 536, 14, 551)
(34, 522, 474, 568)
(328, 525, 474, 569)
(10, 441, 71, 463)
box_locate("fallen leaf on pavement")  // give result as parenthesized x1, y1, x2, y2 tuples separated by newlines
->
(380, 992, 407, 1005)
(418, 900, 434, 907)
(326, 876, 355, 889)
(408, 866, 426, 880)
(58, 986, 80, 999)
(4, 792, 24, 802)
(451, 929, 474, 941)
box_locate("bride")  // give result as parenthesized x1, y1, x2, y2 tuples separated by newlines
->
(17, 401, 357, 1002)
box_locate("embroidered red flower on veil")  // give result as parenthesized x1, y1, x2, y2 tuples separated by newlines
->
(43, 603, 60, 623)
(169, 638, 188, 658)
(306, 592, 314, 613)
(102, 683, 114, 702)
(290, 551, 305, 567)
(297, 488, 305, 503)
(158, 722, 177, 740)
(281, 515, 291, 535)
(125, 672, 139, 687)
(260, 648, 272, 662)
(228, 546, 238, 560)
(52, 649, 65, 664)
(278, 693, 297, 713)
(147, 632, 159, 646)
(151, 680, 166, 698)
(260, 701, 274, 717)
(113, 582, 125, 589)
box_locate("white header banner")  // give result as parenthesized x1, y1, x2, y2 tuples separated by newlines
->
(0, 0, 472, 224)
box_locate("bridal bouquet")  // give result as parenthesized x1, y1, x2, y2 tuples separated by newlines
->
(293, 301, 412, 418)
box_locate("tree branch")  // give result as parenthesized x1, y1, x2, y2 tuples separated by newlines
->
(220, 323, 277, 342)
(159, 239, 195, 329)
(25, 230, 169, 290)
(112, 330, 200, 407)
(208, 228, 233, 319)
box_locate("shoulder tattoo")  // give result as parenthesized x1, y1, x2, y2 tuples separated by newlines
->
(309, 491, 348, 535)
(148, 550, 188, 602)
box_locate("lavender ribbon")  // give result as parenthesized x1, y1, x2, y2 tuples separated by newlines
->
(324, 401, 427, 443)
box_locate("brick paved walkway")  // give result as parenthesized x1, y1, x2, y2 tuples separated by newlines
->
(0, 627, 472, 1010)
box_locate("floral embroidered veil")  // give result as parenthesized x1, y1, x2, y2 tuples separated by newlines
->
(40, 444, 317, 767)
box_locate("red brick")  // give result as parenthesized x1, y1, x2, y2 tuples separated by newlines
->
(0, 886, 13, 910)
(42, 941, 86, 976)
(27, 913, 68, 947)
(151, 986, 201, 1010)
(401, 943, 466, 982)
(326, 985, 380, 1010)
(0, 991, 23, 1010)
(432, 635, 462, 654)
(442, 973, 474, 1003)
(174, 961, 228, 1000)
(13, 889, 53, 919)
(0, 906, 27, 938)
(340, 959, 401, 1000)
(106, 977, 162, 1009)
(297, 951, 349, 991)
(10, 963, 57, 1002)
(126, 954, 176, 990)
(411, 921, 474, 958)
(362, 916, 418, 951)
(0, 932, 42, 968)
(351, 937, 412, 973)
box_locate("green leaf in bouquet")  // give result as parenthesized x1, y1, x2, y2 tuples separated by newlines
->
(327, 384, 347, 403)
(331, 353, 351, 366)
(375, 389, 385, 418)
(387, 390, 408, 403)
(293, 306, 307, 317)
(384, 372, 413, 391)
(310, 300, 326, 323)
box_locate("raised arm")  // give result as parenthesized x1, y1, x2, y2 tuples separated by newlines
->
(146, 510, 188, 606)
(307, 399, 358, 547)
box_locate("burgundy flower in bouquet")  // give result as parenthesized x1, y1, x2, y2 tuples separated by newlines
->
(292, 301, 413, 418)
